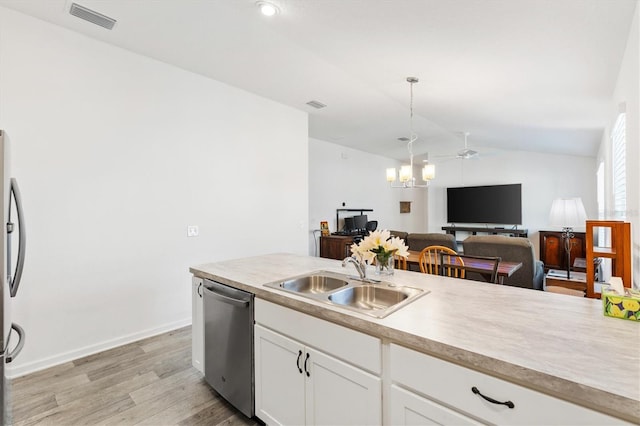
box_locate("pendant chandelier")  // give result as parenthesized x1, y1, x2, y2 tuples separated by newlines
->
(386, 77, 435, 188)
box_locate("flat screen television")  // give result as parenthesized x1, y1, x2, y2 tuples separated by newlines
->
(447, 184, 522, 225)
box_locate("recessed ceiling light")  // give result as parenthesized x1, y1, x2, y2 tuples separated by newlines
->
(256, 1, 280, 16)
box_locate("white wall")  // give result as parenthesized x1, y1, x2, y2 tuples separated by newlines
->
(308, 138, 427, 255)
(427, 150, 597, 257)
(599, 1, 639, 288)
(0, 7, 308, 375)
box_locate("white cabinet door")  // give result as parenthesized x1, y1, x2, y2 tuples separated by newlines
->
(255, 325, 306, 426)
(191, 277, 204, 373)
(390, 384, 483, 426)
(304, 346, 381, 426)
(255, 325, 381, 426)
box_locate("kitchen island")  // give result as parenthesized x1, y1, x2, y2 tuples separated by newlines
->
(190, 253, 639, 424)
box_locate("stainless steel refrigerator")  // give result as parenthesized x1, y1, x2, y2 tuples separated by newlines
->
(0, 130, 26, 425)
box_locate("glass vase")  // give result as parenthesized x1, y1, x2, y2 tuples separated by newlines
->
(375, 254, 394, 276)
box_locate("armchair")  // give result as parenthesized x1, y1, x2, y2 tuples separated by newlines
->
(463, 235, 544, 290)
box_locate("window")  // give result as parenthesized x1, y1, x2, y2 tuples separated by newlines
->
(611, 112, 626, 219)
(596, 162, 606, 247)
(596, 162, 604, 220)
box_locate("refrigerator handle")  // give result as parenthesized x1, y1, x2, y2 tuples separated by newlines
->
(6, 323, 25, 363)
(9, 178, 26, 297)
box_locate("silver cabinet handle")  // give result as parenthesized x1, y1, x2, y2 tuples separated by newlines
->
(9, 178, 26, 298)
(197, 282, 203, 298)
(6, 323, 25, 363)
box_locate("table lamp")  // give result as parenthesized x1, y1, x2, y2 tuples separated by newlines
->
(548, 198, 588, 279)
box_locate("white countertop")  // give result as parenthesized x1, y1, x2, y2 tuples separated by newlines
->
(190, 253, 640, 423)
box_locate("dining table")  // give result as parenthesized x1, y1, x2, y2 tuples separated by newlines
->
(405, 250, 523, 284)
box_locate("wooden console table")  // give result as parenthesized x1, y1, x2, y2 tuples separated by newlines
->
(442, 226, 528, 239)
(320, 235, 354, 260)
(539, 230, 586, 273)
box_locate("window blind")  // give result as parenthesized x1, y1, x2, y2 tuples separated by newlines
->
(611, 113, 626, 219)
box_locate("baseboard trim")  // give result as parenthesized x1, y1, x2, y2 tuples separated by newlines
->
(6, 318, 192, 378)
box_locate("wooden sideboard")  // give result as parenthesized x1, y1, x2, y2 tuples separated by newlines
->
(539, 230, 586, 273)
(320, 235, 355, 260)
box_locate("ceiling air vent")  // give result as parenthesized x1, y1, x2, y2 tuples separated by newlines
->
(306, 100, 327, 109)
(69, 3, 117, 30)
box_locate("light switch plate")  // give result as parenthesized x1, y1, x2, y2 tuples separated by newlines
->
(187, 225, 199, 237)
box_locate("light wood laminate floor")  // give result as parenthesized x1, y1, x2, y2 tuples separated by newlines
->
(11, 326, 259, 426)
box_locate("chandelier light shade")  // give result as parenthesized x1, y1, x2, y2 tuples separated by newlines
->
(399, 165, 412, 182)
(422, 163, 435, 181)
(386, 168, 396, 182)
(387, 77, 434, 188)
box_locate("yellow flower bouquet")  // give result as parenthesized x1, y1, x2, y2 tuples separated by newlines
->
(350, 230, 409, 275)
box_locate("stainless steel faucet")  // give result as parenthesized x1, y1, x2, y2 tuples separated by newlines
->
(342, 257, 367, 280)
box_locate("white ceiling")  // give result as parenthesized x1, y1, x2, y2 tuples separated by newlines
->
(1, 0, 636, 161)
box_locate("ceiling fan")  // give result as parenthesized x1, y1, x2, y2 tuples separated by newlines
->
(456, 132, 479, 159)
(434, 132, 480, 161)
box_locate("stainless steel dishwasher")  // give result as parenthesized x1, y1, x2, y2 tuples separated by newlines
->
(203, 279, 254, 418)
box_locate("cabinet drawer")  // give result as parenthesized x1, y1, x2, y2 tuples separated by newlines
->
(390, 384, 482, 425)
(390, 344, 626, 425)
(255, 299, 381, 374)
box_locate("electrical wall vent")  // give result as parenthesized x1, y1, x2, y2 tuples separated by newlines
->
(306, 100, 327, 109)
(69, 3, 117, 30)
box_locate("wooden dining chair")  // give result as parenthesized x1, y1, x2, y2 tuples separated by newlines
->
(454, 254, 501, 284)
(419, 245, 463, 277)
(395, 255, 407, 270)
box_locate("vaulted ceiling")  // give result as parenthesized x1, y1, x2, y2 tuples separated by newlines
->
(1, 0, 636, 161)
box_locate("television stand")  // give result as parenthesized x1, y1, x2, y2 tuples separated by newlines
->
(442, 226, 528, 239)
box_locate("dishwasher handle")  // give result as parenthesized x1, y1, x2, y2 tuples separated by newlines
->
(204, 285, 250, 308)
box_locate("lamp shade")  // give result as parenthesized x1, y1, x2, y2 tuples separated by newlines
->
(549, 198, 587, 228)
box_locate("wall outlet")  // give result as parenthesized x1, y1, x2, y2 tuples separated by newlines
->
(187, 225, 199, 237)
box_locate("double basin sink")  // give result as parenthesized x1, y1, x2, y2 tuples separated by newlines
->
(264, 271, 427, 318)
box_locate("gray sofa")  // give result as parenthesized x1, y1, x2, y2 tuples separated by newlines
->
(388, 231, 457, 252)
(463, 235, 544, 290)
